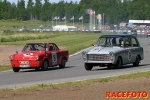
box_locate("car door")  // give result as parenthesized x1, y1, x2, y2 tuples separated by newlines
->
(124, 37, 135, 63)
(130, 37, 140, 62)
(49, 43, 58, 66)
(52, 43, 62, 65)
(45, 43, 57, 66)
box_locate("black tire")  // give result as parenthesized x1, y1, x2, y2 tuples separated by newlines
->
(107, 64, 113, 69)
(13, 67, 20, 72)
(114, 57, 122, 68)
(59, 58, 66, 68)
(133, 56, 140, 67)
(35, 67, 40, 71)
(84, 63, 93, 70)
(41, 60, 48, 71)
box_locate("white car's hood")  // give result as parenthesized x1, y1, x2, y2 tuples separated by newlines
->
(87, 46, 123, 54)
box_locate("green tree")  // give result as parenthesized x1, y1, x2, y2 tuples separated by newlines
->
(34, 0, 42, 20)
(10, 3, 17, 19)
(1, 0, 9, 19)
(40, 0, 52, 21)
(27, 0, 34, 20)
(0, 0, 2, 19)
(16, 0, 26, 20)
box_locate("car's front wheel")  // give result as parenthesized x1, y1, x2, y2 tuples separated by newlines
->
(133, 56, 140, 67)
(84, 63, 93, 70)
(13, 67, 20, 72)
(107, 64, 113, 69)
(41, 60, 48, 71)
(35, 67, 40, 71)
(114, 57, 122, 68)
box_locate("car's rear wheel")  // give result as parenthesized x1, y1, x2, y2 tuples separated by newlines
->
(13, 67, 20, 72)
(84, 63, 93, 70)
(59, 58, 66, 68)
(133, 56, 140, 67)
(114, 57, 122, 68)
(41, 60, 48, 71)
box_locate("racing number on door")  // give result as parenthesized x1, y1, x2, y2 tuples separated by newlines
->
(52, 52, 57, 65)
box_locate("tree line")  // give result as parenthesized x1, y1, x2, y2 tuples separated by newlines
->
(0, 0, 150, 25)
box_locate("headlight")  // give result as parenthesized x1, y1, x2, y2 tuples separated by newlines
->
(34, 55, 39, 60)
(82, 51, 87, 61)
(109, 52, 114, 61)
(9, 55, 14, 61)
(82, 51, 87, 56)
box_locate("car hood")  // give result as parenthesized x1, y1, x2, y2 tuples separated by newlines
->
(12, 51, 45, 60)
(87, 46, 123, 54)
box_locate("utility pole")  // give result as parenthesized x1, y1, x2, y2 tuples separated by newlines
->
(103, 13, 105, 32)
(103, 13, 104, 26)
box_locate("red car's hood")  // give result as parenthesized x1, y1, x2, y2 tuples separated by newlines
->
(13, 51, 45, 60)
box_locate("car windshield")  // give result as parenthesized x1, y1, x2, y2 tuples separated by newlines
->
(22, 43, 47, 51)
(96, 37, 124, 47)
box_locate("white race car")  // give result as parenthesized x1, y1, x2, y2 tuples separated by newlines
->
(82, 34, 144, 70)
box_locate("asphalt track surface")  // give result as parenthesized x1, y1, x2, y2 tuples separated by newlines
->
(0, 34, 150, 89)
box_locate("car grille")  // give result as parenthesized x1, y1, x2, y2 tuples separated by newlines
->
(87, 54, 110, 61)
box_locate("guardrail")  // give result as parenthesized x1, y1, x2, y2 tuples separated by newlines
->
(102, 29, 150, 34)
(3, 29, 102, 33)
(3, 29, 150, 34)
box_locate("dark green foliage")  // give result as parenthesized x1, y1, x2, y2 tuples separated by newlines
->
(0, 0, 150, 24)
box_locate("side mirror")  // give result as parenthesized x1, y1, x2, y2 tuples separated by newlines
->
(16, 51, 18, 54)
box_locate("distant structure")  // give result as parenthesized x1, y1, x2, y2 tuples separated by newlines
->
(129, 20, 150, 26)
(52, 25, 77, 31)
(128, 20, 150, 30)
(85, 9, 95, 31)
(120, 22, 127, 29)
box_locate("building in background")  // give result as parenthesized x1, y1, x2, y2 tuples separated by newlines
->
(52, 25, 77, 31)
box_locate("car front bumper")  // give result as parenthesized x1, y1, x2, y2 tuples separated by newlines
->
(10, 60, 43, 68)
(84, 60, 115, 64)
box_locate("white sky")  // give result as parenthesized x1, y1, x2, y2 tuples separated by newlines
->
(8, 0, 81, 5)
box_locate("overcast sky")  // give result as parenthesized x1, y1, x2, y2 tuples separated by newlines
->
(8, 0, 81, 5)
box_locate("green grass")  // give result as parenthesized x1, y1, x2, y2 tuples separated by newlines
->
(0, 71, 150, 92)
(0, 33, 103, 54)
(0, 66, 11, 72)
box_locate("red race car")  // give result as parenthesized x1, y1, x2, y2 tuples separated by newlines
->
(9, 42, 69, 72)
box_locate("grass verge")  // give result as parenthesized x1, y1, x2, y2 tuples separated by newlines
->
(0, 66, 11, 72)
(0, 71, 150, 92)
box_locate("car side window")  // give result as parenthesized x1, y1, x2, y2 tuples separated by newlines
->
(53, 44, 59, 50)
(124, 38, 132, 47)
(49, 44, 54, 51)
(98, 38, 106, 46)
(131, 38, 139, 47)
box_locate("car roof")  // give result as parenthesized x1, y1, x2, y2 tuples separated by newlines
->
(26, 42, 54, 44)
(100, 34, 136, 38)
